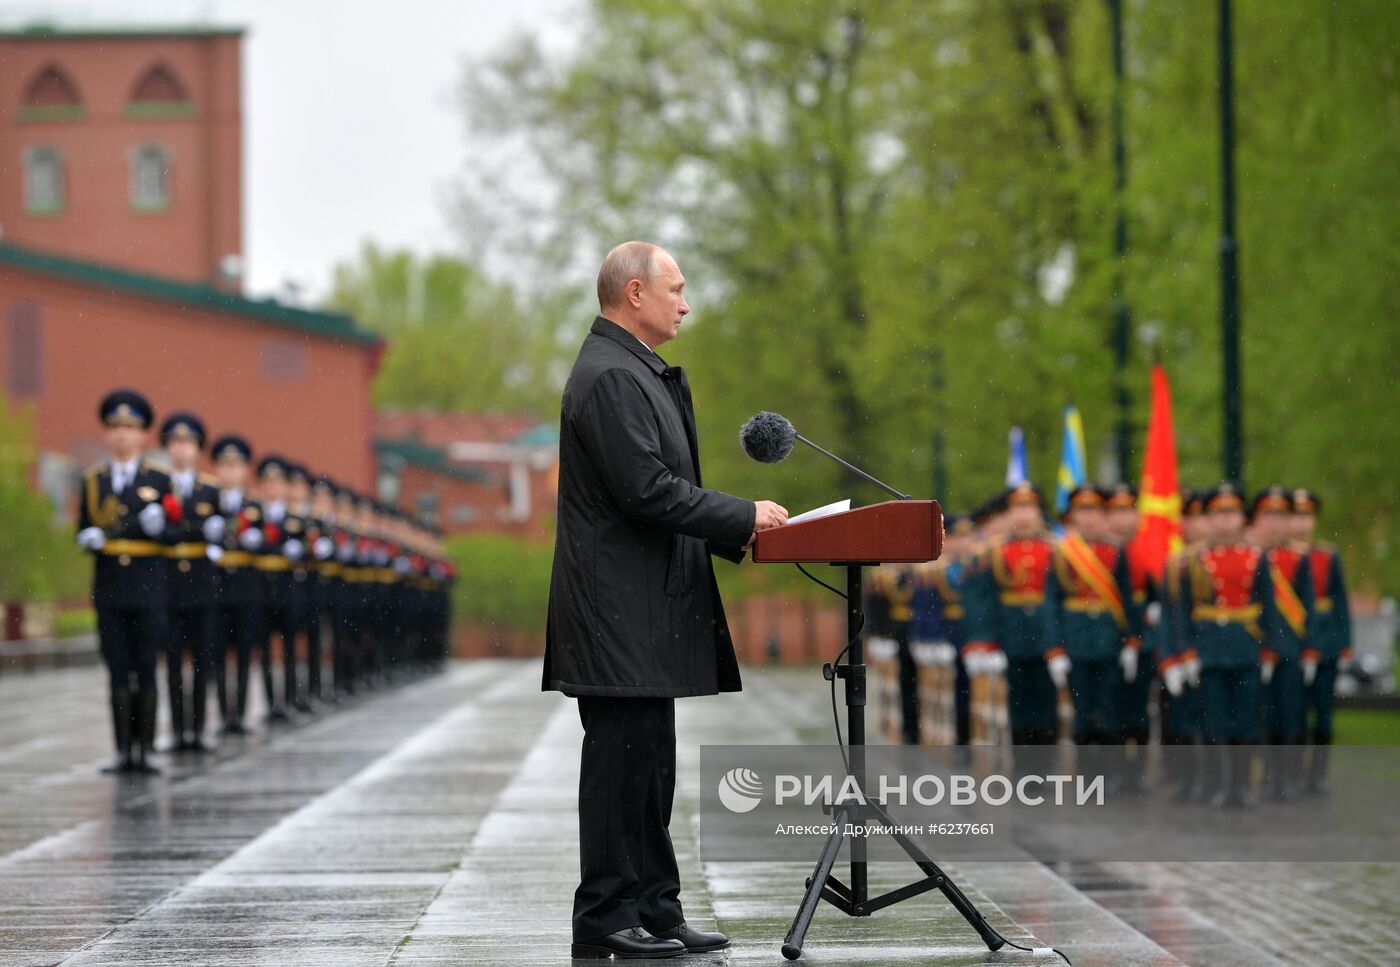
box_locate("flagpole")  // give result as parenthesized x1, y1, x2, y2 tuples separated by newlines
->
(1218, 0, 1244, 484)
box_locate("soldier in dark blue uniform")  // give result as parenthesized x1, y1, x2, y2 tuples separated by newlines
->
(331, 484, 363, 695)
(76, 390, 174, 774)
(209, 434, 266, 735)
(253, 455, 307, 721)
(158, 412, 223, 752)
(287, 463, 325, 708)
(305, 473, 342, 703)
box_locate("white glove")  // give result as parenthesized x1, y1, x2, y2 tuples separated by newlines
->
(910, 640, 939, 666)
(1145, 602, 1163, 627)
(1120, 646, 1139, 683)
(77, 526, 107, 551)
(1260, 658, 1276, 685)
(1184, 654, 1202, 688)
(933, 642, 958, 667)
(395, 555, 412, 574)
(1302, 656, 1318, 686)
(283, 538, 305, 561)
(138, 502, 166, 537)
(1162, 662, 1184, 696)
(239, 527, 264, 550)
(867, 636, 897, 662)
(987, 649, 1008, 675)
(314, 536, 334, 560)
(1047, 653, 1071, 689)
(202, 515, 226, 543)
(963, 650, 985, 677)
(338, 540, 356, 563)
(206, 543, 225, 563)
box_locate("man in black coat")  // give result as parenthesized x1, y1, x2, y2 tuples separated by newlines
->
(545, 241, 788, 959)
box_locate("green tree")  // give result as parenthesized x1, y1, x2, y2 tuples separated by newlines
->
(326, 243, 582, 418)
(0, 397, 86, 604)
(458, 0, 1399, 592)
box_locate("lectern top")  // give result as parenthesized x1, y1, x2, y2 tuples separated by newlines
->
(751, 499, 943, 564)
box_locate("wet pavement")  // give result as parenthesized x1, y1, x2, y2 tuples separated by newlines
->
(1, 659, 1396, 966)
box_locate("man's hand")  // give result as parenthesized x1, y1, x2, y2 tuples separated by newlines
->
(743, 500, 789, 550)
(754, 500, 788, 530)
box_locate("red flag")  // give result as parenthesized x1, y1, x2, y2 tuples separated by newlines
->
(1132, 364, 1183, 580)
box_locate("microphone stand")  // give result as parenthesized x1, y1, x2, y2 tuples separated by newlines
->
(793, 434, 909, 501)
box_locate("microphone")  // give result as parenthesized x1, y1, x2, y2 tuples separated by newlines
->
(740, 411, 910, 501)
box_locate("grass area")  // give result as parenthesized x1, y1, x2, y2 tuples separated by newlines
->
(1333, 708, 1400, 745)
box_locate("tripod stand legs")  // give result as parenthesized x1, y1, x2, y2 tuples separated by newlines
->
(782, 809, 850, 960)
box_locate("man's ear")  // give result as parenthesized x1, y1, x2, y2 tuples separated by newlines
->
(626, 278, 644, 308)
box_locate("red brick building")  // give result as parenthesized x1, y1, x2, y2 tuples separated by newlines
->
(374, 409, 558, 540)
(0, 25, 381, 500)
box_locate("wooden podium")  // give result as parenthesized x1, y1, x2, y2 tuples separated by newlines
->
(752, 500, 1008, 961)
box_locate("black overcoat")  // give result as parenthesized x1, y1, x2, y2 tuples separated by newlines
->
(542, 316, 756, 698)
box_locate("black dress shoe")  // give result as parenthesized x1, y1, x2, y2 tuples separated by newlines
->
(187, 736, 215, 753)
(571, 926, 686, 959)
(649, 920, 730, 952)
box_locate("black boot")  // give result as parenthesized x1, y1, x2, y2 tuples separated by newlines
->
(163, 649, 186, 752)
(1305, 736, 1331, 795)
(131, 688, 161, 775)
(101, 686, 135, 773)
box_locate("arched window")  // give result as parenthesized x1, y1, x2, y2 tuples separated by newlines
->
(129, 142, 170, 210)
(22, 146, 64, 214)
(128, 63, 193, 118)
(19, 64, 83, 122)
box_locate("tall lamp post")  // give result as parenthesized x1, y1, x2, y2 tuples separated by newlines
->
(1109, 0, 1133, 481)
(1218, 0, 1243, 484)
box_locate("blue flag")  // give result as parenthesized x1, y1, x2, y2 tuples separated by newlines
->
(1005, 426, 1028, 486)
(1055, 405, 1087, 514)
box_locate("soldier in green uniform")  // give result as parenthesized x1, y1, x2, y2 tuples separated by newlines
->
(1044, 486, 1137, 748)
(963, 483, 1058, 746)
(1160, 489, 1208, 800)
(1251, 486, 1314, 800)
(1289, 488, 1350, 794)
(1186, 483, 1272, 808)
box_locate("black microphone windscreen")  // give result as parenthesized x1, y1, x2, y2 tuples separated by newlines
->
(741, 411, 796, 463)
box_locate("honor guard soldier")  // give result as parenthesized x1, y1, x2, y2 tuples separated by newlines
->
(354, 493, 385, 687)
(963, 483, 1058, 746)
(1251, 486, 1314, 800)
(911, 515, 974, 747)
(159, 412, 223, 752)
(210, 435, 265, 734)
(306, 474, 343, 703)
(1186, 483, 1271, 808)
(332, 485, 363, 694)
(1290, 488, 1350, 793)
(1160, 489, 1209, 799)
(1104, 483, 1156, 791)
(1044, 486, 1137, 749)
(253, 455, 308, 720)
(287, 463, 326, 707)
(76, 390, 174, 773)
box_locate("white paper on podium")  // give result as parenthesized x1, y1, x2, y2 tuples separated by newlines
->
(786, 498, 850, 525)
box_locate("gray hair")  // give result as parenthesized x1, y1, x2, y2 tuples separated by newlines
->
(597, 241, 664, 311)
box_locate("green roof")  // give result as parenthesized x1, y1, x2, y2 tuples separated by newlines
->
(511, 424, 560, 446)
(0, 242, 381, 347)
(0, 23, 245, 39)
(375, 438, 492, 484)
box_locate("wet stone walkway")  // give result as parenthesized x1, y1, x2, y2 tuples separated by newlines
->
(0, 659, 1395, 966)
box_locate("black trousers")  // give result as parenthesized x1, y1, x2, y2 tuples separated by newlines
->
(167, 605, 216, 738)
(97, 605, 161, 691)
(573, 696, 683, 942)
(216, 601, 261, 722)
